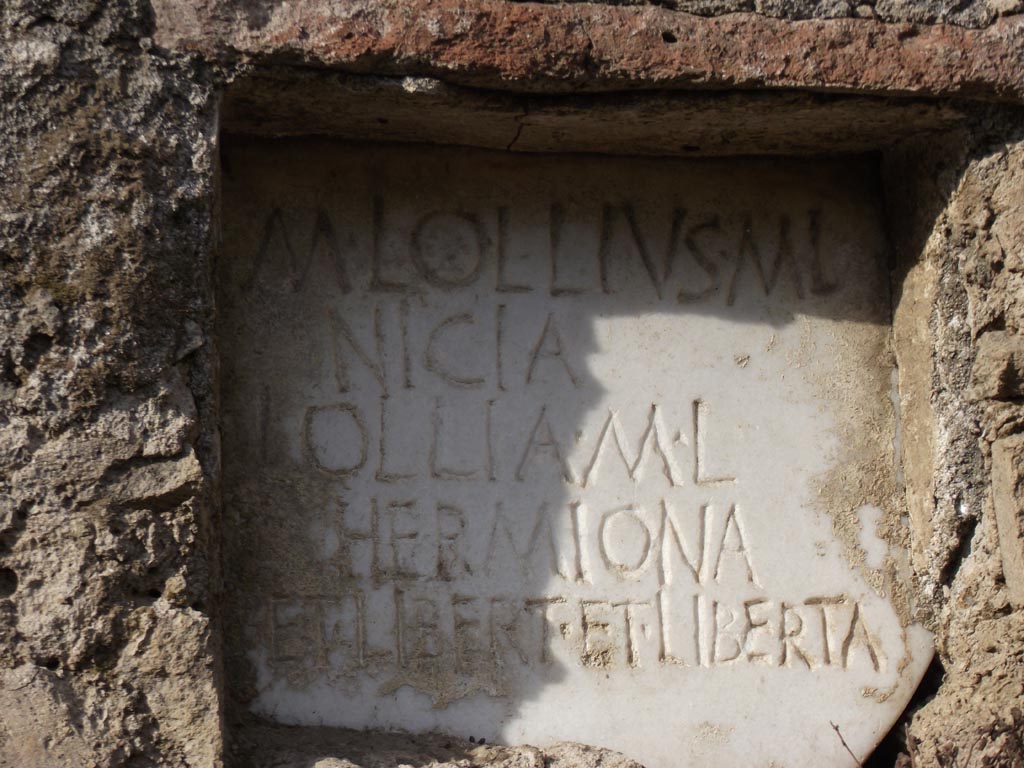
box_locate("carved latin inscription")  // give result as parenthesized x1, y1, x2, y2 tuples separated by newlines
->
(249, 201, 839, 304)
(220, 145, 931, 768)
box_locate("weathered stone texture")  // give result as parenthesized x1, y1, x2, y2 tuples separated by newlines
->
(153, 1, 1024, 101)
(0, 1, 221, 765)
(514, 0, 1023, 26)
(888, 118, 1024, 767)
(235, 721, 645, 768)
(971, 332, 1024, 401)
(3, 0, 1024, 766)
(222, 73, 966, 156)
(992, 435, 1024, 607)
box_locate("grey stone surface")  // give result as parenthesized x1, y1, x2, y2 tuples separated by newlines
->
(218, 144, 930, 767)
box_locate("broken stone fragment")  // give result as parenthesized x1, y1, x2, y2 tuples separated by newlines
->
(992, 434, 1024, 607)
(969, 331, 1024, 400)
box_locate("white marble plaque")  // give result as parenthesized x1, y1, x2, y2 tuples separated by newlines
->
(220, 142, 932, 767)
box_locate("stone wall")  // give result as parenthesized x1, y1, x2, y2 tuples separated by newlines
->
(0, 2, 221, 765)
(888, 117, 1024, 766)
(0, 1, 1022, 766)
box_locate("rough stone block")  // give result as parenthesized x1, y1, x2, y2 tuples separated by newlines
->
(970, 331, 1024, 401)
(992, 434, 1024, 606)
